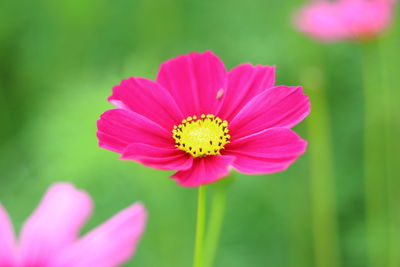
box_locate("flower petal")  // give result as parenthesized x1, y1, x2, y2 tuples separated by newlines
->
(172, 155, 235, 187)
(229, 85, 310, 139)
(157, 51, 227, 116)
(97, 109, 173, 154)
(294, 1, 348, 42)
(109, 77, 183, 130)
(19, 183, 92, 266)
(340, 0, 392, 38)
(294, 0, 392, 42)
(121, 143, 193, 171)
(217, 63, 275, 121)
(52, 203, 147, 267)
(0, 204, 17, 266)
(225, 128, 307, 174)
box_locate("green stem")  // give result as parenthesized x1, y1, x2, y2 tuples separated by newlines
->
(204, 184, 228, 267)
(302, 67, 341, 267)
(379, 28, 400, 267)
(193, 186, 207, 267)
(361, 41, 388, 267)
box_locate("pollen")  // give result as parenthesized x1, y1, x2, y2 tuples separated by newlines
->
(172, 114, 230, 158)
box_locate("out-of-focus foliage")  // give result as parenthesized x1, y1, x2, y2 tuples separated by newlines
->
(0, 0, 399, 266)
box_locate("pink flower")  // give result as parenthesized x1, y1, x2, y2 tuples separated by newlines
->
(294, 0, 395, 42)
(97, 51, 310, 187)
(0, 183, 147, 267)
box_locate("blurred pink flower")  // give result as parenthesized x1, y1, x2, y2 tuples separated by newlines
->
(97, 51, 310, 187)
(294, 0, 395, 42)
(0, 183, 147, 267)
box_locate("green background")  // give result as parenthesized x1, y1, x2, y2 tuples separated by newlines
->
(0, 0, 399, 266)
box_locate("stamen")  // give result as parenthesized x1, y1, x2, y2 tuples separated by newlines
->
(172, 114, 230, 158)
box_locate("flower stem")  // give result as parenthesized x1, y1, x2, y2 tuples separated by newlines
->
(302, 67, 341, 267)
(204, 182, 229, 267)
(378, 30, 400, 267)
(361, 41, 389, 267)
(193, 186, 207, 267)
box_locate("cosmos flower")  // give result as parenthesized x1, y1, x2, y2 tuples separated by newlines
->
(97, 51, 310, 187)
(294, 0, 395, 42)
(0, 183, 147, 267)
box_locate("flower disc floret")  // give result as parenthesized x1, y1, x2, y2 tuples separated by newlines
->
(172, 114, 230, 157)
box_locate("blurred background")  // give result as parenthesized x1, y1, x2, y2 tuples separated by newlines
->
(0, 0, 399, 266)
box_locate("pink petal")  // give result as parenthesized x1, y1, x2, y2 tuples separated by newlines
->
(19, 183, 92, 266)
(109, 77, 183, 130)
(224, 128, 307, 174)
(294, 1, 348, 42)
(229, 85, 310, 139)
(340, 0, 392, 38)
(52, 203, 147, 267)
(217, 64, 275, 121)
(294, 0, 394, 42)
(97, 109, 173, 154)
(121, 143, 193, 171)
(172, 155, 235, 187)
(0, 204, 17, 266)
(157, 51, 227, 117)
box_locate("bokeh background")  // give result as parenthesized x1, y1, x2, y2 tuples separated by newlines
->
(1, 0, 399, 266)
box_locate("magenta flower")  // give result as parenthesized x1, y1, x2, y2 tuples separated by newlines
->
(294, 0, 395, 42)
(0, 183, 147, 267)
(97, 51, 310, 187)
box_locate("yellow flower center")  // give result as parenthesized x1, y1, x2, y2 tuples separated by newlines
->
(172, 114, 230, 158)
